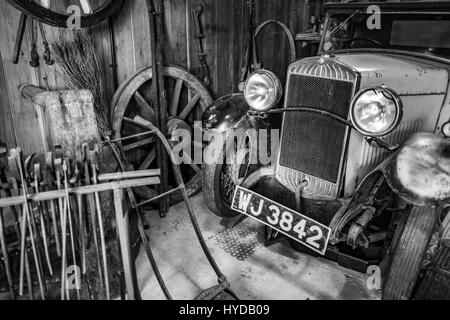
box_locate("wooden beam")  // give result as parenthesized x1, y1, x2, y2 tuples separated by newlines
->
(0, 177, 160, 208)
(114, 188, 135, 300)
(97, 169, 160, 182)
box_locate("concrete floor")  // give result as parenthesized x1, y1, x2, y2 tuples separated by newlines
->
(136, 194, 381, 300)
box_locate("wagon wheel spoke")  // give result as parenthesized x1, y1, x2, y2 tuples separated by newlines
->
(179, 93, 201, 120)
(123, 137, 155, 152)
(170, 79, 184, 117)
(79, 0, 93, 13)
(134, 91, 155, 123)
(139, 149, 156, 170)
(123, 117, 149, 130)
(113, 66, 213, 203)
(39, 0, 50, 8)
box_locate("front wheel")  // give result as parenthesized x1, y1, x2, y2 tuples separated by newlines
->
(202, 137, 255, 218)
(383, 205, 438, 300)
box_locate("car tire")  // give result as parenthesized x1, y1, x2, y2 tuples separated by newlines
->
(383, 205, 438, 300)
(202, 145, 241, 218)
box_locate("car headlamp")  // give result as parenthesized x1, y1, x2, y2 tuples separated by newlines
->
(442, 121, 450, 138)
(244, 70, 282, 112)
(350, 86, 403, 137)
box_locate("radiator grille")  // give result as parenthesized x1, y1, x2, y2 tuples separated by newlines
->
(279, 75, 354, 184)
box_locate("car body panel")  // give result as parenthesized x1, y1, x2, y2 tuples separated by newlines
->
(201, 93, 249, 133)
(384, 133, 450, 206)
(336, 53, 448, 95)
(334, 53, 450, 197)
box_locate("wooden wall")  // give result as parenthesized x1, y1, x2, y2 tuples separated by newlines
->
(0, 0, 321, 155)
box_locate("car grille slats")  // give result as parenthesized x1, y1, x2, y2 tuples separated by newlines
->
(277, 58, 357, 199)
(280, 75, 354, 183)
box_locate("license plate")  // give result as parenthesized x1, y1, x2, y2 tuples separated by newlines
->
(231, 186, 331, 255)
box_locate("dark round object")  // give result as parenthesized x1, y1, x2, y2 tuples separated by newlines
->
(5, 0, 124, 28)
(383, 205, 438, 300)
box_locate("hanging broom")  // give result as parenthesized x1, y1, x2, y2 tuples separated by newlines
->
(51, 30, 112, 139)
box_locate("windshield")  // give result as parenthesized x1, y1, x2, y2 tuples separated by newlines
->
(321, 11, 450, 60)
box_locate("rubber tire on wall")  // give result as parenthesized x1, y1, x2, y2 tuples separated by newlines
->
(383, 205, 438, 300)
(5, 0, 124, 28)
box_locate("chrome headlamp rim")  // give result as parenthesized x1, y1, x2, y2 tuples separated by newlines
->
(442, 121, 450, 138)
(350, 86, 403, 137)
(244, 69, 282, 112)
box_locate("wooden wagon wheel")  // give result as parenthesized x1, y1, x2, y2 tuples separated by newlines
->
(112, 65, 213, 204)
(5, 0, 124, 28)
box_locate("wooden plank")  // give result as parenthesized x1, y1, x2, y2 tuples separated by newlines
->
(215, 0, 231, 97)
(97, 169, 160, 182)
(130, 0, 152, 71)
(228, 0, 244, 94)
(0, 52, 17, 148)
(113, 0, 136, 84)
(89, 0, 115, 119)
(0, 1, 43, 155)
(189, 0, 215, 95)
(113, 188, 135, 300)
(165, 0, 188, 67)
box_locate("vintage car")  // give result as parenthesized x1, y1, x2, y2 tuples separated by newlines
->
(201, 1, 450, 299)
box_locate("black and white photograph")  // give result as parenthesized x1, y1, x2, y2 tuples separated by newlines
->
(0, 0, 449, 309)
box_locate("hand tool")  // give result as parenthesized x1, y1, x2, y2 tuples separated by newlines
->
(0, 192, 15, 299)
(12, 197, 33, 299)
(74, 152, 86, 274)
(44, 152, 61, 257)
(11, 149, 45, 300)
(12, 13, 28, 64)
(9, 176, 34, 299)
(28, 18, 40, 68)
(59, 157, 75, 300)
(1, 182, 23, 299)
(8, 177, 27, 296)
(37, 22, 54, 65)
(63, 160, 81, 300)
(191, 4, 210, 86)
(59, 169, 68, 300)
(89, 146, 110, 300)
(26, 180, 47, 285)
(239, 0, 261, 89)
(146, 0, 170, 218)
(33, 163, 53, 276)
(82, 143, 104, 292)
(7, 154, 42, 298)
(54, 149, 65, 242)
(3, 180, 22, 247)
(24, 249, 34, 300)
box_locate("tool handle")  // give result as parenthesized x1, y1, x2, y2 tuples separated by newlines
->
(191, 4, 204, 38)
(13, 13, 28, 64)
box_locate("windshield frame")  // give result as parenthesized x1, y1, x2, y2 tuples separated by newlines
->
(318, 8, 450, 64)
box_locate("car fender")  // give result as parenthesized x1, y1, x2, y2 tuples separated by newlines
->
(201, 93, 250, 133)
(383, 133, 450, 206)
